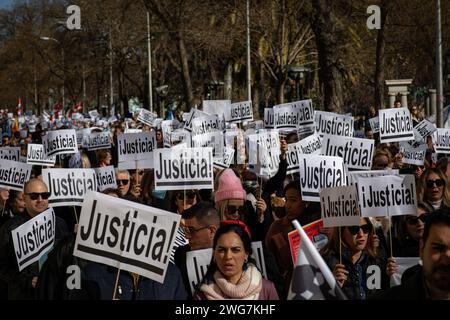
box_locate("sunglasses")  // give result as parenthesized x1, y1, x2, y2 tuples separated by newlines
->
(426, 179, 445, 188)
(182, 225, 209, 235)
(177, 192, 196, 200)
(406, 215, 427, 225)
(227, 205, 246, 214)
(347, 224, 371, 235)
(130, 170, 144, 176)
(117, 179, 130, 185)
(26, 192, 51, 200)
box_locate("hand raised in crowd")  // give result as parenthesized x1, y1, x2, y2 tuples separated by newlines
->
(280, 139, 288, 160)
(256, 198, 267, 221)
(333, 264, 348, 288)
(31, 276, 38, 288)
(386, 257, 397, 277)
(131, 184, 142, 198)
(0, 187, 9, 208)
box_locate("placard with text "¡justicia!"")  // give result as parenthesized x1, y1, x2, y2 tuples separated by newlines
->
(379, 108, 414, 143)
(0, 147, 20, 162)
(356, 174, 417, 217)
(0, 159, 32, 191)
(27, 144, 56, 166)
(42, 168, 98, 207)
(273, 99, 315, 130)
(432, 128, 450, 154)
(42, 129, 78, 158)
(74, 191, 180, 284)
(154, 147, 213, 190)
(298, 154, 346, 202)
(117, 131, 156, 163)
(321, 135, 374, 170)
(314, 111, 354, 138)
(93, 166, 117, 191)
(320, 185, 361, 228)
(86, 131, 111, 151)
(12, 208, 55, 271)
(227, 101, 253, 123)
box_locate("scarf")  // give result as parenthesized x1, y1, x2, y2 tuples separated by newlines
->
(200, 264, 262, 300)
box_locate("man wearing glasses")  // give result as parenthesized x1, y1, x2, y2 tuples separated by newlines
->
(0, 178, 68, 299)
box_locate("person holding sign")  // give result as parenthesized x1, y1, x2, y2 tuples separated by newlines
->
(417, 168, 450, 211)
(194, 221, 278, 300)
(0, 190, 25, 228)
(320, 218, 388, 300)
(95, 149, 112, 167)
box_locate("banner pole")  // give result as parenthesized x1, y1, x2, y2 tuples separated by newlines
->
(339, 227, 342, 265)
(112, 268, 121, 300)
(135, 160, 140, 186)
(388, 214, 393, 258)
(73, 206, 78, 225)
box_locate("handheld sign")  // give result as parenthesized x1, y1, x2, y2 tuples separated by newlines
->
(433, 129, 450, 154)
(296, 133, 322, 155)
(321, 135, 374, 170)
(298, 154, 346, 202)
(94, 166, 117, 191)
(227, 101, 253, 123)
(12, 208, 55, 271)
(74, 192, 180, 284)
(191, 131, 224, 160)
(369, 117, 380, 133)
(42, 129, 78, 157)
(400, 142, 427, 166)
(0, 147, 20, 161)
(42, 168, 98, 207)
(161, 119, 180, 148)
(0, 159, 32, 191)
(315, 111, 354, 138)
(379, 108, 414, 143)
(27, 144, 56, 166)
(286, 143, 301, 175)
(86, 131, 111, 151)
(117, 131, 156, 163)
(154, 147, 213, 190)
(413, 119, 437, 142)
(191, 114, 225, 136)
(213, 147, 235, 170)
(273, 99, 314, 130)
(264, 108, 274, 129)
(346, 169, 399, 186)
(137, 108, 158, 127)
(202, 100, 230, 118)
(320, 185, 360, 228)
(357, 174, 417, 217)
(184, 109, 209, 132)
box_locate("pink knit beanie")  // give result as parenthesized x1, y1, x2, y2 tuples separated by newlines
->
(214, 169, 246, 203)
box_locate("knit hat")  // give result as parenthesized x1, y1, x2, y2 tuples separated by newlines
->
(214, 169, 246, 203)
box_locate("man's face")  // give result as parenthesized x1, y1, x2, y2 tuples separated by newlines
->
(24, 181, 49, 217)
(183, 217, 215, 251)
(420, 223, 450, 294)
(116, 172, 130, 196)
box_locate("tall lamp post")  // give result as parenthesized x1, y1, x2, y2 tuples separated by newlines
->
(40, 36, 65, 110)
(436, 0, 444, 128)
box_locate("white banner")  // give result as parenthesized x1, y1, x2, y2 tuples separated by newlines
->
(117, 131, 156, 163)
(369, 116, 380, 133)
(137, 108, 158, 127)
(94, 166, 117, 192)
(0, 147, 20, 161)
(191, 114, 225, 136)
(42, 129, 78, 157)
(228, 101, 253, 123)
(298, 154, 346, 202)
(154, 147, 213, 190)
(320, 185, 360, 228)
(86, 131, 111, 151)
(314, 111, 354, 138)
(0, 159, 32, 191)
(400, 142, 427, 166)
(296, 133, 322, 155)
(357, 174, 417, 217)
(27, 144, 56, 166)
(346, 169, 399, 186)
(413, 119, 436, 142)
(12, 208, 55, 271)
(42, 168, 98, 207)
(379, 108, 414, 143)
(273, 99, 314, 130)
(74, 192, 180, 284)
(433, 128, 450, 154)
(321, 135, 374, 170)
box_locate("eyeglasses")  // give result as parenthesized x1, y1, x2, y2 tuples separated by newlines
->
(176, 192, 196, 200)
(117, 179, 130, 186)
(182, 225, 209, 235)
(130, 170, 144, 176)
(406, 215, 427, 225)
(426, 179, 445, 188)
(347, 224, 371, 235)
(227, 205, 246, 214)
(25, 192, 51, 200)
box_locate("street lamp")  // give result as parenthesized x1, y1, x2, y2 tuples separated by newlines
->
(40, 36, 65, 110)
(288, 66, 311, 100)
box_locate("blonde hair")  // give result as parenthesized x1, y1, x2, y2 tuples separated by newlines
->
(417, 168, 450, 208)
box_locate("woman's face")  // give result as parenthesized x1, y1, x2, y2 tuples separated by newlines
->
(343, 219, 371, 253)
(425, 172, 445, 202)
(12, 192, 26, 214)
(176, 191, 197, 214)
(214, 231, 249, 284)
(102, 152, 112, 166)
(405, 208, 429, 241)
(223, 199, 245, 220)
(285, 188, 303, 220)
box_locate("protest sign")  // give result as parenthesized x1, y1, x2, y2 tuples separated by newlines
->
(42, 168, 98, 207)
(298, 154, 346, 202)
(42, 129, 78, 157)
(286, 143, 301, 175)
(264, 108, 274, 129)
(369, 116, 380, 133)
(357, 174, 417, 217)
(202, 100, 231, 118)
(433, 128, 450, 154)
(170, 129, 191, 147)
(0, 159, 32, 191)
(12, 208, 55, 271)
(161, 119, 180, 148)
(321, 135, 374, 170)
(320, 185, 360, 228)
(154, 147, 213, 190)
(314, 111, 354, 138)
(379, 108, 414, 143)
(117, 131, 156, 163)
(288, 219, 327, 265)
(400, 142, 427, 166)
(117, 159, 154, 170)
(273, 99, 314, 130)
(227, 101, 253, 123)
(346, 169, 399, 186)
(191, 131, 224, 160)
(27, 144, 56, 166)
(94, 166, 117, 191)
(137, 108, 158, 127)
(74, 192, 180, 284)
(390, 257, 420, 287)
(86, 131, 111, 151)
(296, 133, 322, 155)
(0, 147, 20, 161)
(413, 119, 436, 142)
(184, 109, 209, 132)
(191, 114, 225, 136)
(213, 147, 235, 170)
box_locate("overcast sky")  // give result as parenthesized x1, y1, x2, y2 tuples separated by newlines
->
(0, 0, 13, 9)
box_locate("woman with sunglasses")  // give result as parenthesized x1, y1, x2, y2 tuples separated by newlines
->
(320, 218, 387, 300)
(417, 168, 450, 211)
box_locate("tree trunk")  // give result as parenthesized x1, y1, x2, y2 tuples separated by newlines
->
(311, 0, 344, 113)
(277, 78, 286, 104)
(177, 36, 194, 111)
(374, 0, 389, 110)
(224, 60, 233, 100)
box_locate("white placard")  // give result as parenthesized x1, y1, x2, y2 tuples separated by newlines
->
(184, 109, 209, 132)
(42, 168, 98, 207)
(42, 129, 78, 157)
(27, 144, 56, 166)
(117, 159, 154, 170)
(298, 154, 346, 202)
(12, 208, 55, 271)
(0, 159, 32, 191)
(191, 131, 224, 160)
(321, 135, 374, 170)
(320, 185, 360, 228)
(433, 128, 450, 154)
(369, 117, 380, 133)
(74, 192, 180, 284)
(86, 131, 111, 151)
(117, 131, 156, 163)
(137, 108, 158, 127)
(346, 169, 399, 185)
(202, 100, 231, 118)
(228, 101, 253, 123)
(314, 111, 354, 138)
(357, 174, 417, 217)
(413, 119, 437, 142)
(161, 119, 180, 148)
(94, 166, 117, 191)
(379, 108, 414, 143)
(154, 147, 213, 190)
(296, 133, 322, 155)
(264, 108, 274, 129)
(214, 147, 235, 170)
(390, 257, 420, 287)
(286, 143, 300, 175)
(273, 99, 314, 130)
(191, 114, 225, 136)
(400, 142, 427, 166)
(0, 147, 20, 161)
